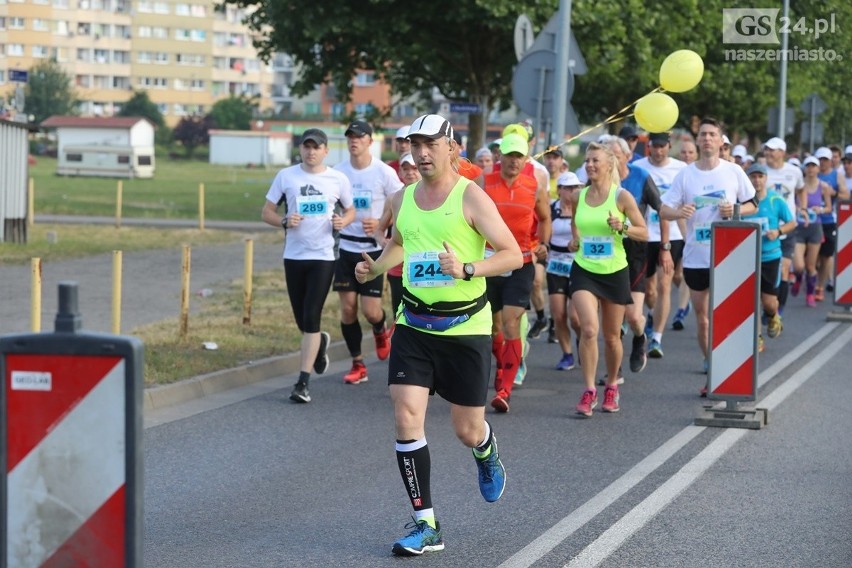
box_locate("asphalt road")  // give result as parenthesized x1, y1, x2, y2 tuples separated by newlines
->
(144, 297, 852, 567)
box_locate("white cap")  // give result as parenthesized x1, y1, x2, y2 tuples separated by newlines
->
(732, 144, 747, 158)
(474, 147, 491, 160)
(557, 172, 582, 187)
(395, 126, 410, 139)
(814, 147, 832, 160)
(845, 144, 852, 155)
(744, 154, 754, 163)
(787, 157, 801, 167)
(803, 156, 819, 167)
(763, 137, 787, 151)
(407, 114, 453, 140)
(399, 152, 415, 167)
(722, 135, 731, 146)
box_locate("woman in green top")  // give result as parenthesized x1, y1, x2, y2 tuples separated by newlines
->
(567, 142, 648, 417)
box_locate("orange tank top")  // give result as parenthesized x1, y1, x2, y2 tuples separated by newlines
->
(483, 170, 538, 260)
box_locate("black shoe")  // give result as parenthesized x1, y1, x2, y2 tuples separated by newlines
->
(290, 382, 311, 403)
(528, 317, 547, 339)
(629, 334, 647, 373)
(547, 318, 557, 343)
(313, 331, 330, 374)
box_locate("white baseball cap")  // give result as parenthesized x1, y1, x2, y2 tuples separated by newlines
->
(814, 147, 832, 160)
(732, 144, 747, 158)
(474, 147, 491, 160)
(557, 172, 582, 187)
(722, 135, 731, 146)
(399, 152, 415, 167)
(763, 137, 787, 151)
(845, 144, 852, 155)
(787, 157, 801, 167)
(744, 154, 754, 163)
(395, 126, 410, 139)
(407, 114, 453, 140)
(803, 156, 819, 167)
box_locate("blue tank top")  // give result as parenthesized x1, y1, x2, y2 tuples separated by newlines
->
(817, 169, 838, 223)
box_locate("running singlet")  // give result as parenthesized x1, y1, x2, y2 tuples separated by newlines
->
(573, 184, 627, 274)
(547, 201, 575, 277)
(817, 169, 839, 223)
(483, 170, 538, 261)
(743, 189, 793, 262)
(396, 177, 490, 336)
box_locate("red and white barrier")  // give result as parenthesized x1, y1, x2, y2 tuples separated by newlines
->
(833, 200, 852, 306)
(5, 354, 128, 567)
(708, 222, 761, 400)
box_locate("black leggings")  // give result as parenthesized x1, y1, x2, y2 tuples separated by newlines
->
(284, 259, 335, 333)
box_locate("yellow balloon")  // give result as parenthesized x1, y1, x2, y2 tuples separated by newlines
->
(634, 93, 679, 133)
(659, 49, 704, 93)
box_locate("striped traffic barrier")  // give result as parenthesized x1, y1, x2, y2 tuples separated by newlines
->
(696, 219, 767, 429)
(830, 199, 852, 316)
(2, 282, 143, 567)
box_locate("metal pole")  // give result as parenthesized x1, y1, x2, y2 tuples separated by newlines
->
(777, 0, 789, 138)
(810, 97, 816, 154)
(553, 0, 572, 147)
(535, 66, 546, 155)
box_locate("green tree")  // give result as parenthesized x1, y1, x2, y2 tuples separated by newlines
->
(209, 95, 256, 130)
(24, 60, 77, 124)
(224, 0, 558, 149)
(172, 115, 212, 158)
(118, 90, 165, 129)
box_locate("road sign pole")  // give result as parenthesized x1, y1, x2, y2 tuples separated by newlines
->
(695, 221, 768, 429)
(810, 97, 817, 154)
(553, 0, 573, 147)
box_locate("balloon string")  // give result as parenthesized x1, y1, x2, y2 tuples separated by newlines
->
(534, 86, 663, 160)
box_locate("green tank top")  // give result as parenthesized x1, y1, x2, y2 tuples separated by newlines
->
(397, 177, 491, 336)
(574, 184, 628, 274)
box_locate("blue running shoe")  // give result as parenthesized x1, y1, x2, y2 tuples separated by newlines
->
(672, 307, 687, 330)
(474, 437, 506, 503)
(514, 359, 527, 386)
(647, 338, 663, 358)
(555, 353, 576, 371)
(644, 313, 654, 338)
(392, 518, 444, 556)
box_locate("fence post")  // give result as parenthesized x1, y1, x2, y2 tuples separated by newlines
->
(30, 258, 41, 333)
(115, 180, 123, 229)
(180, 245, 191, 338)
(198, 183, 205, 231)
(27, 178, 34, 228)
(112, 250, 123, 334)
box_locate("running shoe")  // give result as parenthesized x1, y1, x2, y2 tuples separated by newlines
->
(392, 518, 444, 556)
(629, 334, 647, 373)
(555, 353, 576, 371)
(576, 389, 598, 417)
(490, 389, 510, 413)
(527, 317, 548, 339)
(647, 338, 664, 358)
(601, 385, 620, 413)
(313, 331, 330, 374)
(699, 385, 708, 398)
(703, 358, 709, 374)
(374, 326, 391, 360)
(513, 359, 527, 386)
(343, 360, 368, 385)
(791, 273, 802, 297)
(620, 322, 627, 338)
(758, 334, 765, 353)
(473, 436, 506, 502)
(672, 305, 689, 330)
(644, 313, 654, 338)
(806, 293, 817, 308)
(767, 313, 783, 338)
(547, 318, 557, 343)
(826, 280, 834, 292)
(597, 367, 625, 386)
(814, 286, 825, 301)
(289, 382, 311, 403)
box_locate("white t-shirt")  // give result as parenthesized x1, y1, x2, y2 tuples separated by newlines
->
(663, 160, 756, 269)
(265, 164, 353, 261)
(765, 162, 805, 218)
(633, 156, 687, 242)
(334, 158, 403, 252)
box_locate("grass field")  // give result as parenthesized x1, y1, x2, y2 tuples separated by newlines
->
(29, 156, 276, 221)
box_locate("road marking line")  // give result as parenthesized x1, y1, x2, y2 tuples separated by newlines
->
(498, 321, 841, 568)
(566, 323, 852, 567)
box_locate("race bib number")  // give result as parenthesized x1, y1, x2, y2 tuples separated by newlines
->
(546, 252, 573, 277)
(353, 190, 372, 211)
(407, 251, 455, 287)
(798, 209, 818, 223)
(297, 194, 327, 216)
(582, 236, 613, 259)
(485, 248, 512, 277)
(694, 223, 712, 244)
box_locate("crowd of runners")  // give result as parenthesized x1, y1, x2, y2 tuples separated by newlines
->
(261, 114, 850, 556)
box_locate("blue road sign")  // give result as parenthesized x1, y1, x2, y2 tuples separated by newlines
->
(9, 69, 28, 83)
(449, 102, 481, 114)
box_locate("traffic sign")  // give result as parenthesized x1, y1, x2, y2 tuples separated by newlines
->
(800, 120, 824, 145)
(449, 102, 480, 114)
(800, 93, 827, 115)
(514, 14, 534, 62)
(8, 69, 28, 83)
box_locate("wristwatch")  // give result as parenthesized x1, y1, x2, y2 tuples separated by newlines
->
(463, 263, 475, 281)
(661, 242, 672, 251)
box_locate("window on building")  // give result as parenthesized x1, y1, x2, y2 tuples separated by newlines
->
(138, 1, 152, 13)
(153, 2, 168, 14)
(7, 44, 24, 56)
(138, 26, 151, 38)
(152, 27, 168, 39)
(33, 18, 49, 31)
(9, 17, 25, 30)
(32, 45, 50, 58)
(355, 103, 375, 115)
(118, 155, 130, 164)
(53, 20, 69, 35)
(355, 72, 375, 86)
(53, 0, 69, 7)
(155, 52, 168, 64)
(67, 154, 83, 162)
(77, 48, 92, 62)
(138, 155, 153, 166)
(175, 3, 190, 16)
(304, 102, 320, 116)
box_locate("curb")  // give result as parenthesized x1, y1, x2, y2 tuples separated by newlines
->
(143, 341, 351, 411)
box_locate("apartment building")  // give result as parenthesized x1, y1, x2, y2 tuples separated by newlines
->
(0, 0, 406, 127)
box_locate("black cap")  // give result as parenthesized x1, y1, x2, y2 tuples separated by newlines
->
(649, 132, 671, 145)
(544, 146, 563, 157)
(301, 128, 328, 146)
(452, 130, 463, 145)
(619, 125, 639, 139)
(344, 120, 373, 137)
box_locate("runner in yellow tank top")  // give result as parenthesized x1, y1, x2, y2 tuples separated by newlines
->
(567, 142, 648, 418)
